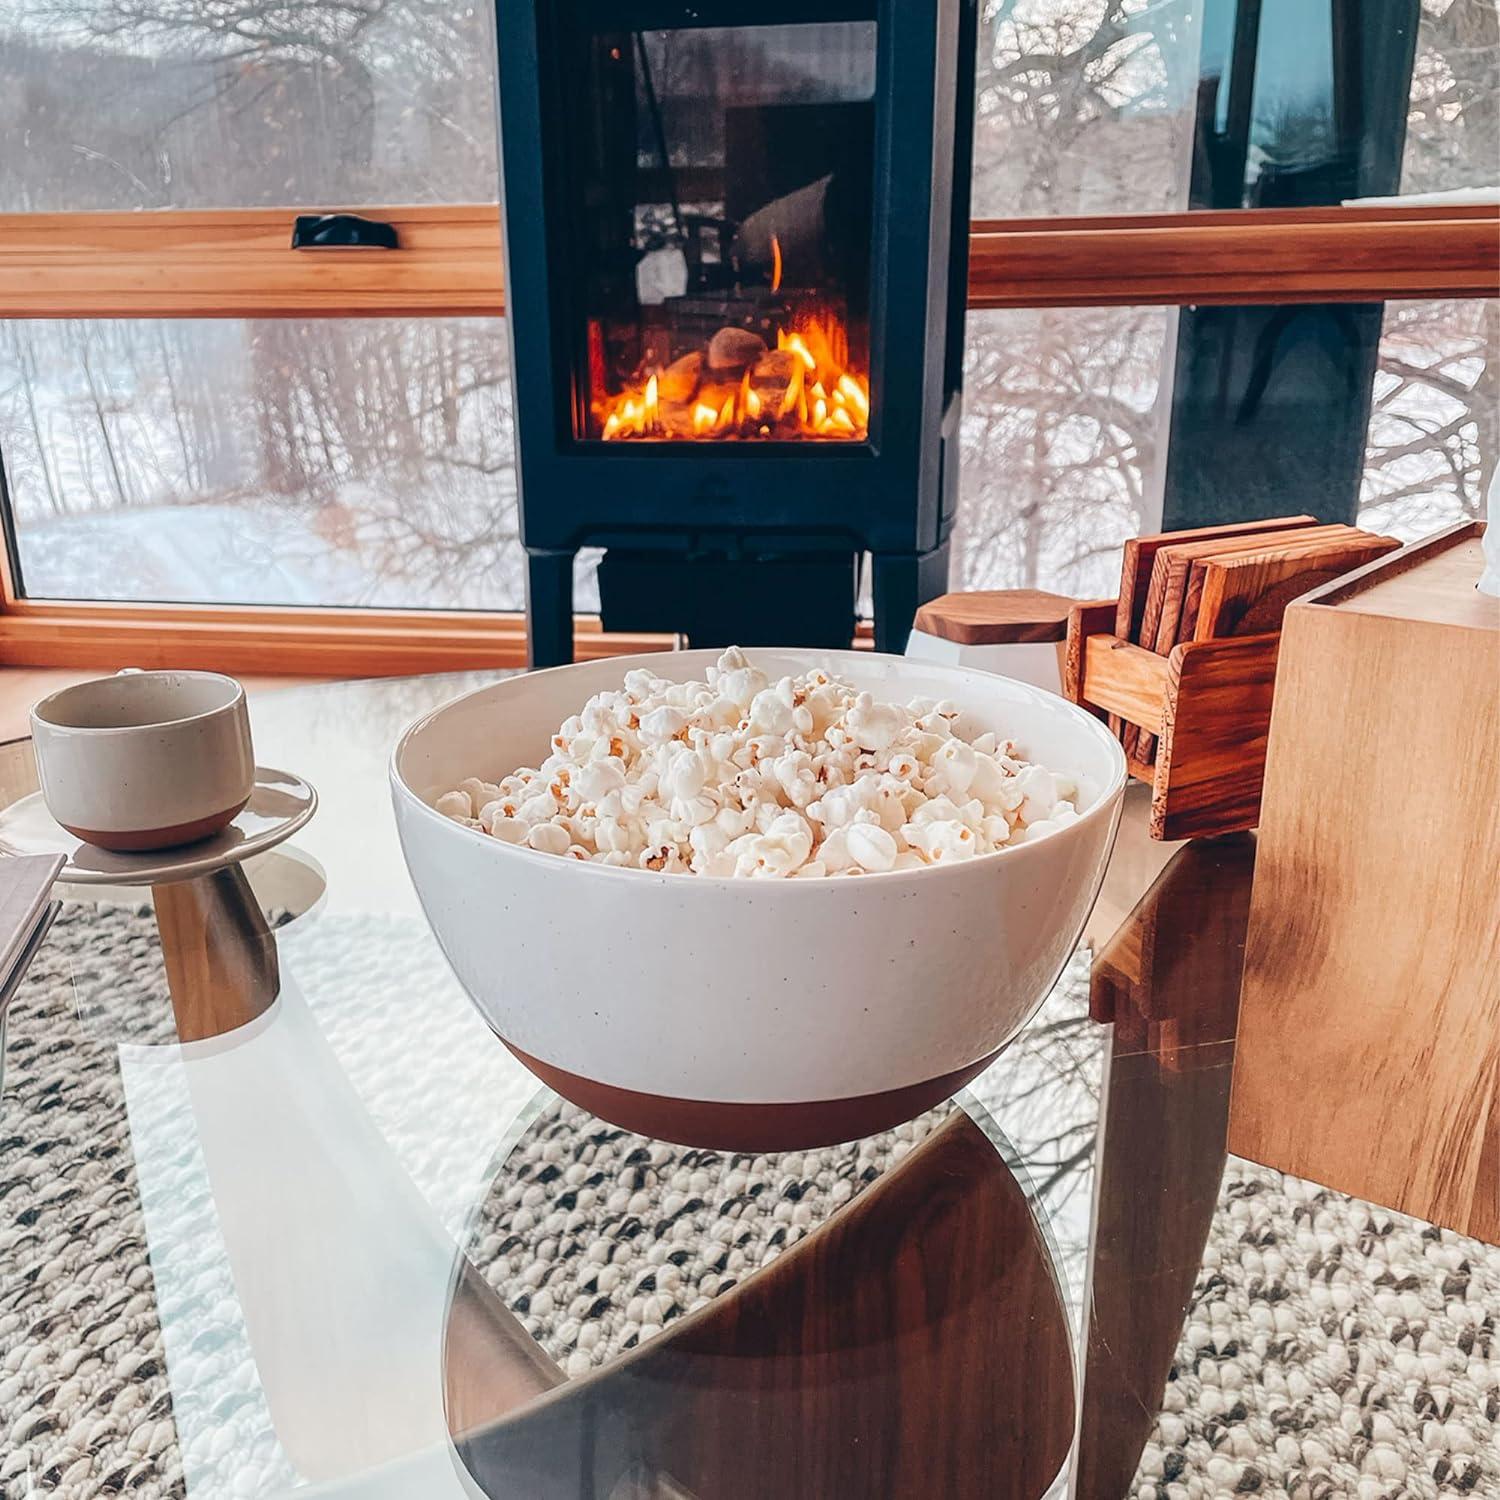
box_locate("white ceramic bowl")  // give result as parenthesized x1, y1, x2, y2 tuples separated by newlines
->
(392, 649, 1126, 1148)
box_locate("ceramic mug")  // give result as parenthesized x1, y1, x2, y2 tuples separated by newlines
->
(30, 671, 255, 851)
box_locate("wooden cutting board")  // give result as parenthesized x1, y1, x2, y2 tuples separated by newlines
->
(1183, 529, 1402, 642)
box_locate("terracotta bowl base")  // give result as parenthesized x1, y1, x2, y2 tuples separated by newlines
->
(502, 1040, 1002, 1151)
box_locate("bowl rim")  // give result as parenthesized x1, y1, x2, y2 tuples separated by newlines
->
(390, 647, 1128, 890)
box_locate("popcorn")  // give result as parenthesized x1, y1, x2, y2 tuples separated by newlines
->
(436, 648, 1082, 877)
(435, 790, 473, 821)
(845, 822, 899, 873)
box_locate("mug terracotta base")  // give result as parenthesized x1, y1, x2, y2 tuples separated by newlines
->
(61, 797, 248, 853)
(503, 1039, 1001, 1151)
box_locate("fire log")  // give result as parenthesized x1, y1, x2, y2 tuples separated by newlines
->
(658, 351, 703, 405)
(706, 327, 768, 378)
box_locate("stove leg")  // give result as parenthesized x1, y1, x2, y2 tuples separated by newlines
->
(526, 549, 575, 669)
(872, 542, 951, 655)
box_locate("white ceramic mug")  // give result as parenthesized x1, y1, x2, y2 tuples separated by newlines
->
(30, 671, 255, 851)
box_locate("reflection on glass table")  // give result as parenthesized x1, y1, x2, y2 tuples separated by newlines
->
(0, 675, 1496, 1498)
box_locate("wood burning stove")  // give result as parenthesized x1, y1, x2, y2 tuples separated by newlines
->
(494, 0, 976, 665)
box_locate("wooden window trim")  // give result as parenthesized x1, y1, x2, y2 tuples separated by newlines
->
(969, 202, 1500, 307)
(1, 201, 1494, 319)
(0, 600, 673, 675)
(0, 199, 1494, 674)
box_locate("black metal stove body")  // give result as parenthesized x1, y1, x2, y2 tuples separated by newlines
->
(494, 0, 976, 664)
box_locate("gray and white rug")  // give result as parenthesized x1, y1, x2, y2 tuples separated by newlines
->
(1, 901, 1497, 1498)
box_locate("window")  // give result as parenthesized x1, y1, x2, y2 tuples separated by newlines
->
(0, 0, 1494, 671)
(956, 306, 1173, 599)
(1, 318, 521, 609)
(1360, 297, 1498, 541)
(0, 2, 498, 211)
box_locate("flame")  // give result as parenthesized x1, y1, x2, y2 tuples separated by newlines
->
(595, 309, 869, 442)
(779, 329, 817, 372)
(770, 234, 782, 293)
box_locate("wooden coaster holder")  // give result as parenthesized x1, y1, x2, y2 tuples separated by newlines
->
(1062, 600, 1280, 841)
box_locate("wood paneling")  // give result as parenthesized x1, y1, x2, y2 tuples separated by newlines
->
(1230, 523, 1500, 1241)
(1, 202, 1494, 319)
(0, 201, 1492, 675)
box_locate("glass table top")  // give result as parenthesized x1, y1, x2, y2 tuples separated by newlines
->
(0, 673, 1495, 1500)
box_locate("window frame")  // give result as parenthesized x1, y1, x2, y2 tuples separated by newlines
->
(0, 200, 1495, 674)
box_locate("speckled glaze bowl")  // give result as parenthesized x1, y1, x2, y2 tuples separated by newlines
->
(392, 649, 1126, 1149)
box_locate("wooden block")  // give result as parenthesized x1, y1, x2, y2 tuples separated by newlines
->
(1080, 635, 1170, 738)
(1143, 524, 1354, 657)
(1228, 523, 1500, 1240)
(1063, 598, 1117, 717)
(1186, 530, 1401, 641)
(1113, 514, 1319, 646)
(1149, 632, 1280, 840)
(1131, 523, 1354, 762)
(913, 588, 1077, 645)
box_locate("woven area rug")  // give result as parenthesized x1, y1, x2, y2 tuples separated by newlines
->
(1130, 1162, 1500, 1498)
(2, 901, 1498, 1499)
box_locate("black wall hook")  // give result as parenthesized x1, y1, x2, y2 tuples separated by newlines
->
(291, 213, 400, 250)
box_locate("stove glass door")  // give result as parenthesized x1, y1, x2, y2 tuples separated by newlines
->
(549, 16, 878, 445)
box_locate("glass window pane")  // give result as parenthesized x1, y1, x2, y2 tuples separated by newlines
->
(1403, 0, 1500, 195)
(970, 0, 1498, 219)
(0, 4, 497, 210)
(550, 20, 877, 443)
(1359, 297, 1497, 540)
(972, 0, 1203, 218)
(0, 319, 528, 608)
(7, 302, 1491, 615)
(952, 305, 1174, 597)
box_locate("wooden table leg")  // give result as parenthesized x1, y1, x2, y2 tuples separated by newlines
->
(151, 864, 279, 1042)
(1074, 837, 1255, 1496)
